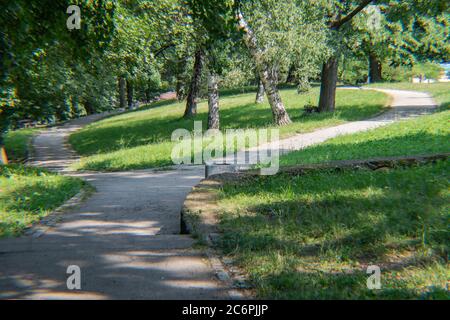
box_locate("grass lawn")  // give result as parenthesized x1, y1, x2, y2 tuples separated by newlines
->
(280, 109, 450, 166)
(213, 82, 449, 299)
(4, 128, 39, 162)
(281, 83, 450, 167)
(217, 161, 449, 299)
(70, 88, 388, 171)
(0, 165, 84, 238)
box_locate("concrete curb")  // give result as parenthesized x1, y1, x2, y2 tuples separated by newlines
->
(181, 153, 449, 299)
(24, 188, 88, 238)
(181, 178, 255, 299)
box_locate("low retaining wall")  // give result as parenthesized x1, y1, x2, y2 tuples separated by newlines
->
(181, 153, 449, 294)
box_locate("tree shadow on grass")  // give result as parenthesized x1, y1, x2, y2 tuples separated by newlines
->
(217, 161, 448, 299)
(257, 268, 448, 299)
(71, 100, 385, 158)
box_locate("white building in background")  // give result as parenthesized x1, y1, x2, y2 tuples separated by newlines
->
(412, 63, 450, 83)
(412, 77, 436, 83)
(438, 62, 450, 82)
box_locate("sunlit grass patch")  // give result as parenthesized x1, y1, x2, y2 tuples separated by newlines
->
(70, 88, 388, 171)
(280, 109, 450, 167)
(4, 128, 39, 162)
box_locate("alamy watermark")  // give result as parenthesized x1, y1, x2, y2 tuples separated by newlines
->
(366, 5, 382, 31)
(66, 265, 81, 290)
(171, 121, 280, 175)
(66, 5, 81, 30)
(366, 265, 381, 290)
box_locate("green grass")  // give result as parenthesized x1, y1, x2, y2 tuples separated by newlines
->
(280, 109, 450, 166)
(4, 128, 39, 162)
(0, 165, 84, 238)
(214, 82, 450, 299)
(217, 161, 449, 299)
(70, 88, 388, 171)
(281, 83, 450, 167)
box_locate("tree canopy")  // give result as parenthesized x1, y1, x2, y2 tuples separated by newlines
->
(0, 0, 448, 139)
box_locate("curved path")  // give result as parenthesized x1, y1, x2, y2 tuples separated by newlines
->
(0, 89, 437, 299)
(0, 113, 229, 299)
(220, 88, 437, 164)
(272, 88, 437, 155)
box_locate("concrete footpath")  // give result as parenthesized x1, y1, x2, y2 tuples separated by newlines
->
(0, 112, 230, 299)
(239, 88, 437, 161)
(0, 88, 437, 299)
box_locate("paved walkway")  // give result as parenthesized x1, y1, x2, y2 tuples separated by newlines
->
(0, 113, 229, 299)
(0, 89, 437, 299)
(218, 88, 437, 165)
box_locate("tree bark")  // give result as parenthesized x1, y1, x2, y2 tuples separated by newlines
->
(126, 79, 133, 109)
(70, 96, 82, 118)
(0, 144, 8, 164)
(207, 72, 220, 130)
(118, 77, 126, 109)
(184, 48, 204, 118)
(369, 53, 382, 83)
(255, 79, 265, 104)
(286, 65, 296, 83)
(176, 80, 186, 102)
(237, 12, 291, 125)
(176, 58, 187, 102)
(83, 99, 95, 115)
(318, 56, 338, 113)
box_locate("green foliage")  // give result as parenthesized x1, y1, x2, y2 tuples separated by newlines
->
(4, 128, 39, 162)
(241, 0, 329, 82)
(0, 0, 117, 128)
(0, 0, 448, 134)
(410, 62, 444, 80)
(334, 1, 449, 84)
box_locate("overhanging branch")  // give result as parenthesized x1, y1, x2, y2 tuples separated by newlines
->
(330, 0, 375, 30)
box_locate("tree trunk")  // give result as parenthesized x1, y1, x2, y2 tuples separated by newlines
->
(126, 79, 133, 109)
(286, 65, 296, 83)
(255, 79, 265, 104)
(368, 53, 382, 83)
(83, 99, 95, 115)
(70, 96, 82, 118)
(318, 56, 338, 112)
(176, 80, 186, 102)
(118, 77, 126, 109)
(0, 131, 7, 164)
(237, 12, 291, 125)
(176, 58, 187, 102)
(207, 72, 220, 130)
(184, 48, 204, 118)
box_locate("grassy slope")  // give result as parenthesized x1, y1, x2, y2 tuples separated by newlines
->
(281, 83, 450, 166)
(4, 128, 39, 162)
(70, 88, 388, 171)
(0, 165, 84, 238)
(280, 109, 450, 166)
(218, 161, 449, 299)
(217, 83, 450, 299)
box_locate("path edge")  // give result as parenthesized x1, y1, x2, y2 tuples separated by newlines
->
(181, 153, 449, 299)
(181, 177, 256, 300)
(23, 185, 92, 238)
